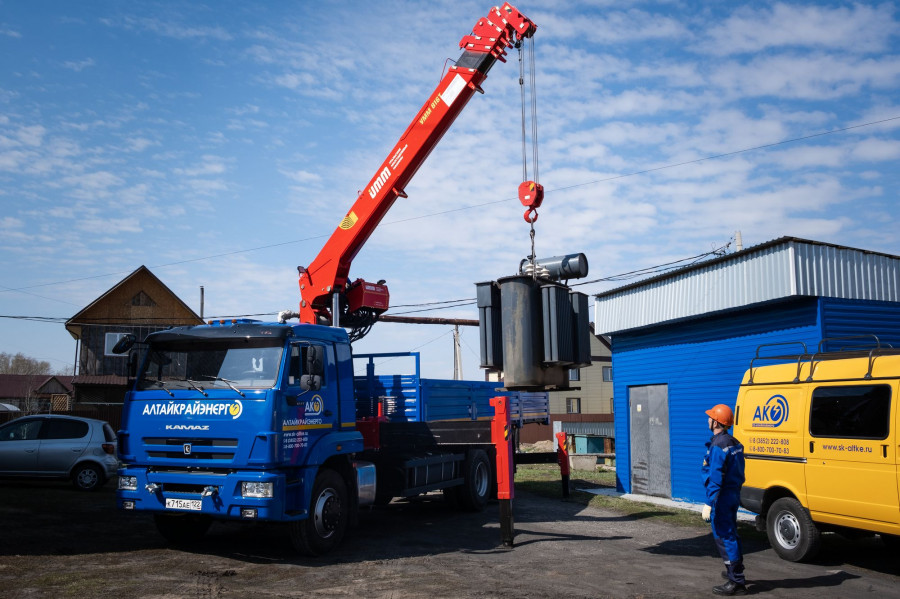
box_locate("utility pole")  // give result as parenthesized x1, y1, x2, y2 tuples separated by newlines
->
(452, 325, 463, 380)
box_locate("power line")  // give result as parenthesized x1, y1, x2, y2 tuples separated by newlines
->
(2, 115, 897, 298)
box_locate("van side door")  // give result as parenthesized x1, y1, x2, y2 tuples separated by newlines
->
(804, 383, 898, 525)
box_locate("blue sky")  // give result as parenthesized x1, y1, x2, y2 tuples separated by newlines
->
(2, 1, 899, 378)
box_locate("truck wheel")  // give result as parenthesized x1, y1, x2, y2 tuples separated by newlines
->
(456, 449, 491, 512)
(766, 497, 821, 562)
(289, 469, 348, 556)
(72, 463, 104, 492)
(154, 514, 211, 545)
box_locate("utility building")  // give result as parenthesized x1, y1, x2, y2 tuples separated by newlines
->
(594, 237, 900, 504)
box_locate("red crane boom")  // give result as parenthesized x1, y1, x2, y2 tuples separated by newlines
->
(296, 3, 538, 335)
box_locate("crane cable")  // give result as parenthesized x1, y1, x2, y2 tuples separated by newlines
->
(518, 37, 542, 278)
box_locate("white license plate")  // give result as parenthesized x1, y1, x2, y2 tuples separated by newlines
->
(165, 498, 202, 511)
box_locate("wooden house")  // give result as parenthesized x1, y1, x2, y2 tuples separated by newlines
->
(65, 266, 202, 403)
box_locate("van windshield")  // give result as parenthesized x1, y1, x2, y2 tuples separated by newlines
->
(138, 339, 284, 391)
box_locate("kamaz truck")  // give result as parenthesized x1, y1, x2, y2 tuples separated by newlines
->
(116, 2, 548, 555)
(115, 320, 549, 554)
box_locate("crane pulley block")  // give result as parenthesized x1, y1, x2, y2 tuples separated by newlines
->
(519, 180, 544, 223)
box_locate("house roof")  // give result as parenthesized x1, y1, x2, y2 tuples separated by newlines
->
(0, 374, 75, 400)
(594, 237, 900, 335)
(65, 265, 202, 339)
(72, 375, 129, 387)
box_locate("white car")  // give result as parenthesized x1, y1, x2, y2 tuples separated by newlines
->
(0, 414, 118, 491)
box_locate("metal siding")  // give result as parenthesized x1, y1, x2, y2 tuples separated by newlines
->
(612, 301, 822, 501)
(596, 240, 900, 334)
(597, 245, 795, 333)
(820, 298, 900, 350)
(560, 421, 615, 437)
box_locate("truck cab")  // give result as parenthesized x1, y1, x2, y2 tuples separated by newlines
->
(116, 320, 366, 553)
(116, 319, 548, 555)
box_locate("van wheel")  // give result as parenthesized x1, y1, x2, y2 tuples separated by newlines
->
(289, 469, 348, 556)
(766, 497, 821, 562)
(455, 449, 491, 512)
(881, 534, 900, 550)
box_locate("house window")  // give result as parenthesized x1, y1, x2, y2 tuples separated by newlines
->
(131, 291, 157, 307)
(569, 368, 580, 381)
(104, 333, 129, 357)
(566, 397, 581, 414)
(602, 366, 613, 382)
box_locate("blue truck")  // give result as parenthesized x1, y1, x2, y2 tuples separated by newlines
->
(115, 320, 549, 555)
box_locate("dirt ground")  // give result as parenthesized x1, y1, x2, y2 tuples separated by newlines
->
(1, 479, 899, 598)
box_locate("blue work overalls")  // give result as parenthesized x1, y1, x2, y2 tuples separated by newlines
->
(702, 431, 746, 585)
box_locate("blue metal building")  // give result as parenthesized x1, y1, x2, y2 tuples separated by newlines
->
(593, 237, 900, 503)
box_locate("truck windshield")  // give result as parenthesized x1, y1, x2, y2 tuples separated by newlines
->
(137, 339, 284, 392)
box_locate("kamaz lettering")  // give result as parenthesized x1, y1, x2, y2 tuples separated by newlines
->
(165, 424, 210, 431)
(367, 166, 391, 198)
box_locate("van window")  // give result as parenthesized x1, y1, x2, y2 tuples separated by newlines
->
(809, 384, 891, 440)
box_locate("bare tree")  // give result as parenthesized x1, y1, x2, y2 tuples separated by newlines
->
(0, 352, 52, 375)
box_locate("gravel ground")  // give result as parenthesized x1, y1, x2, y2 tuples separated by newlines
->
(1, 480, 898, 598)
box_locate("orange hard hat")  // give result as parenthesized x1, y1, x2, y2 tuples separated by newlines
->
(705, 404, 734, 427)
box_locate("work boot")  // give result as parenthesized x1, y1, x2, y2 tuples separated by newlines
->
(712, 580, 747, 596)
(721, 571, 728, 580)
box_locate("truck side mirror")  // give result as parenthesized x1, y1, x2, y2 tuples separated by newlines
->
(306, 345, 325, 377)
(113, 334, 137, 355)
(300, 374, 322, 392)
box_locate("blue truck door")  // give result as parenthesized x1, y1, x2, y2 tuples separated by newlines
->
(279, 342, 338, 463)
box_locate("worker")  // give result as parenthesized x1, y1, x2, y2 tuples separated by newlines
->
(701, 403, 746, 596)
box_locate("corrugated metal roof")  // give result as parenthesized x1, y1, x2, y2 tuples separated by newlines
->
(594, 237, 900, 334)
(561, 421, 615, 438)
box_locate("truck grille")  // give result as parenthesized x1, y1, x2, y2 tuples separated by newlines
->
(143, 437, 238, 461)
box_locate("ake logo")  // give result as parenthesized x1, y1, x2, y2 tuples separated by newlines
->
(305, 395, 324, 416)
(752, 394, 790, 428)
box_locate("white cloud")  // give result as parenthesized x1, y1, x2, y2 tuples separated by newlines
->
(62, 58, 96, 72)
(851, 138, 900, 161)
(709, 54, 900, 100)
(16, 125, 46, 147)
(77, 217, 143, 234)
(701, 3, 898, 55)
(175, 157, 227, 177)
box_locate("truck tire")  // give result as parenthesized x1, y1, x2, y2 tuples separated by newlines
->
(766, 497, 821, 562)
(456, 449, 491, 512)
(289, 469, 348, 556)
(154, 514, 211, 545)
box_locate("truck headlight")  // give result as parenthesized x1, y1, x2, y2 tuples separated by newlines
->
(241, 481, 274, 498)
(118, 475, 138, 491)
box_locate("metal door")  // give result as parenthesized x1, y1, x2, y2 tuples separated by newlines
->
(629, 385, 671, 498)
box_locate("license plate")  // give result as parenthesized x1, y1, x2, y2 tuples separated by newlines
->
(165, 498, 202, 511)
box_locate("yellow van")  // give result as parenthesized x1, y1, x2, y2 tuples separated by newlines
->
(734, 339, 900, 561)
